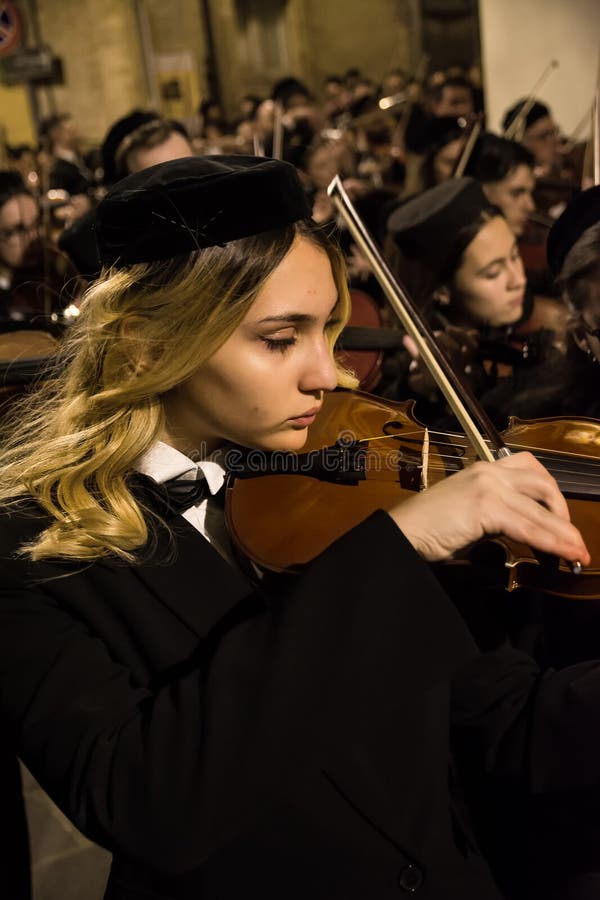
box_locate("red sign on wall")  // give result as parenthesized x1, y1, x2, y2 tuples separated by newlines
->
(0, 0, 22, 56)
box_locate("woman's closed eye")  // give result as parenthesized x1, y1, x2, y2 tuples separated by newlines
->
(261, 328, 297, 353)
(482, 266, 502, 280)
(261, 316, 341, 353)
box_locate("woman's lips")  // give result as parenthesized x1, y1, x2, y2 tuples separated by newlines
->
(288, 407, 321, 427)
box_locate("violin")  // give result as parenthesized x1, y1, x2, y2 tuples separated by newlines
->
(225, 389, 600, 598)
(518, 210, 554, 276)
(224, 175, 600, 598)
(473, 292, 568, 383)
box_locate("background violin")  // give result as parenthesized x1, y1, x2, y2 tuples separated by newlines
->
(335, 287, 405, 392)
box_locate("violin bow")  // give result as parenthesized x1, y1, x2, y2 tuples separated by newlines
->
(272, 101, 284, 161)
(391, 54, 430, 146)
(253, 132, 265, 157)
(503, 59, 559, 142)
(453, 116, 482, 178)
(379, 91, 408, 112)
(593, 79, 600, 186)
(328, 175, 583, 574)
(327, 175, 506, 462)
(580, 56, 600, 188)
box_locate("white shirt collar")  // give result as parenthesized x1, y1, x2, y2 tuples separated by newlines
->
(136, 440, 226, 497)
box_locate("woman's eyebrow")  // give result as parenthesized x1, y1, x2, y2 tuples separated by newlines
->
(254, 301, 339, 326)
(475, 257, 505, 274)
(254, 313, 315, 325)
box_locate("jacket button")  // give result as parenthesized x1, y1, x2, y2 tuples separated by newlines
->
(398, 863, 424, 892)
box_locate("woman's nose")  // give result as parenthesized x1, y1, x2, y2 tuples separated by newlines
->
(508, 255, 526, 289)
(299, 339, 338, 393)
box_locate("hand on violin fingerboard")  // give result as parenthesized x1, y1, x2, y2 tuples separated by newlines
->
(387, 452, 590, 567)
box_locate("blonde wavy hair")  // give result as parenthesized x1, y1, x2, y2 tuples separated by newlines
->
(0, 220, 356, 563)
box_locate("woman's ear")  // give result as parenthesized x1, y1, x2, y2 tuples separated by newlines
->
(433, 285, 451, 306)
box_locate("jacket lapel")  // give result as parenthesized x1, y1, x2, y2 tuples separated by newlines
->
(128, 475, 260, 641)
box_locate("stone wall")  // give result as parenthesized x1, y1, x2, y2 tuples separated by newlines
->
(297, 0, 414, 97)
(2, 0, 417, 147)
(36, 0, 148, 145)
(209, 0, 415, 115)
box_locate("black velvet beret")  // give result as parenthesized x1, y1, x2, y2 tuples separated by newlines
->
(387, 177, 494, 275)
(502, 99, 550, 134)
(95, 155, 312, 268)
(547, 185, 600, 276)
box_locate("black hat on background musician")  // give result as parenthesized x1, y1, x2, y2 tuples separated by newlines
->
(387, 177, 492, 278)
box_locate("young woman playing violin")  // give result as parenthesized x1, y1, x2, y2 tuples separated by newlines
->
(0, 156, 595, 900)
(384, 177, 564, 425)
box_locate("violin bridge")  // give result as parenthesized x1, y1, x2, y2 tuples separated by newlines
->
(420, 428, 429, 491)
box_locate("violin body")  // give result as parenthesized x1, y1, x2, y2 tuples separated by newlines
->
(518, 216, 551, 275)
(477, 293, 568, 380)
(226, 389, 600, 597)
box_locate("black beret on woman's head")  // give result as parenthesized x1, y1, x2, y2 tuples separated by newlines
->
(95, 155, 312, 269)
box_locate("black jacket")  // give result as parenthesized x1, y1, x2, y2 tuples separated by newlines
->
(0, 500, 598, 899)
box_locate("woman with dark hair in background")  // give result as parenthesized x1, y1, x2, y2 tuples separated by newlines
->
(383, 177, 562, 425)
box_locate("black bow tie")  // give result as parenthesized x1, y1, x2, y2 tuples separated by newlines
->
(158, 475, 228, 515)
(160, 476, 208, 514)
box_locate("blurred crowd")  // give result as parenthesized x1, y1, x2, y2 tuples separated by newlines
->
(0, 60, 596, 427)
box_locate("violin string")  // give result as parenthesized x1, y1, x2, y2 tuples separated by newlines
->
(357, 430, 600, 473)
(363, 447, 600, 478)
(429, 430, 600, 469)
(362, 447, 600, 486)
(361, 443, 600, 475)
(360, 456, 600, 494)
